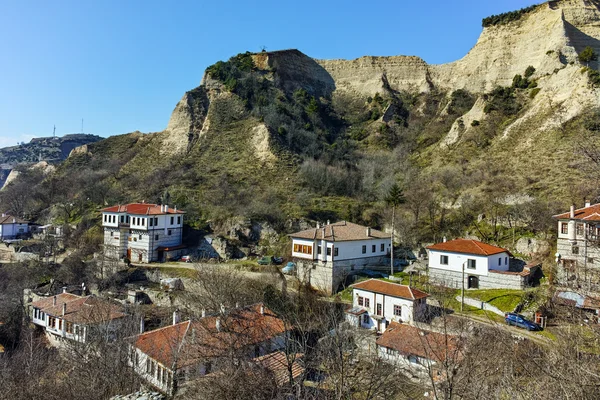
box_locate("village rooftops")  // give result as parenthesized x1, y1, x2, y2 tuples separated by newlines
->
(133, 304, 286, 369)
(427, 238, 510, 257)
(101, 203, 185, 215)
(289, 221, 390, 242)
(553, 203, 600, 221)
(252, 351, 304, 385)
(351, 279, 429, 300)
(30, 293, 127, 324)
(376, 322, 461, 363)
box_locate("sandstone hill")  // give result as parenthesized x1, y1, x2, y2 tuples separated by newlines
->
(5, 0, 600, 248)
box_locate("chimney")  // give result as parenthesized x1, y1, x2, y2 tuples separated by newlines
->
(173, 309, 180, 325)
(570, 204, 575, 219)
(235, 302, 239, 309)
(1, 213, 5, 217)
(165, 204, 169, 213)
(62, 286, 67, 294)
(316, 222, 320, 229)
(174, 206, 177, 213)
(140, 316, 145, 334)
(585, 200, 591, 208)
(62, 303, 66, 316)
(12, 218, 15, 223)
(443, 236, 447, 243)
(327, 220, 330, 225)
(366, 227, 371, 237)
(201, 308, 206, 318)
(191, 328, 196, 343)
(260, 304, 265, 315)
(53, 296, 57, 306)
(216, 317, 221, 332)
(220, 303, 226, 314)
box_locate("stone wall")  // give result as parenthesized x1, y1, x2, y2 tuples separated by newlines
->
(429, 268, 527, 290)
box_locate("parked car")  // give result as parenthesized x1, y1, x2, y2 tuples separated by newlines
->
(505, 313, 542, 331)
(257, 256, 271, 265)
(180, 255, 192, 263)
(282, 262, 295, 275)
(272, 256, 283, 265)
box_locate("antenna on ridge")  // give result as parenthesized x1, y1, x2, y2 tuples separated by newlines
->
(53, 125, 56, 138)
(81, 118, 84, 133)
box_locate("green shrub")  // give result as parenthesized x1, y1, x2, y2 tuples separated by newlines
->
(546, 50, 555, 56)
(579, 46, 598, 64)
(529, 88, 541, 99)
(448, 89, 476, 115)
(471, 120, 480, 127)
(482, 5, 538, 27)
(524, 66, 536, 78)
(484, 86, 520, 115)
(588, 69, 600, 87)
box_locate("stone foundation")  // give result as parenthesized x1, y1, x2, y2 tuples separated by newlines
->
(429, 268, 531, 290)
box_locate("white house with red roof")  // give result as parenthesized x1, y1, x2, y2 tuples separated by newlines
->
(0, 213, 29, 240)
(345, 279, 428, 333)
(129, 303, 288, 394)
(553, 201, 600, 286)
(427, 238, 537, 290)
(289, 221, 392, 294)
(102, 203, 185, 263)
(28, 290, 127, 346)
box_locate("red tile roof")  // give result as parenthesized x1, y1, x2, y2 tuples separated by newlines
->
(31, 294, 126, 324)
(351, 279, 428, 300)
(376, 322, 462, 363)
(0, 214, 28, 225)
(253, 351, 304, 386)
(133, 304, 287, 369)
(290, 221, 390, 242)
(553, 203, 600, 221)
(427, 239, 509, 256)
(101, 203, 184, 215)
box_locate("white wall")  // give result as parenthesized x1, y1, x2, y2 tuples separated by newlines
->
(428, 250, 510, 276)
(0, 222, 29, 238)
(377, 345, 433, 376)
(292, 238, 316, 260)
(291, 237, 390, 262)
(352, 288, 420, 331)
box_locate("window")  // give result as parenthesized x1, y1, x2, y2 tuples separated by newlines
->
(376, 303, 382, 316)
(293, 244, 313, 255)
(358, 296, 364, 306)
(142, 218, 145, 226)
(168, 229, 172, 236)
(327, 247, 331, 256)
(170, 216, 174, 225)
(103, 215, 106, 222)
(589, 257, 595, 264)
(317, 246, 321, 255)
(154, 217, 158, 226)
(440, 255, 448, 265)
(334, 247, 339, 257)
(561, 223, 568, 234)
(126, 216, 130, 223)
(380, 243, 384, 252)
(372, 245, 376, 253)
(139, 234, 142, 240)
(177, 216, 181, 224)
(577, 223, 584, 236)
(393, 305, 402, 316)
(155, 234, 159, 240)
(467, 259, 476, 269)
(572, 246, 579, 255)
(110, 231, 114, 237)
(364, 298, 370, 308)
(149, 218, 153, 227)
(363, 314, 369, 324)
(498, 257, 502, 266)
(505, 257, 508, 265)
(146, 359, 151, 373)
(66, 322, 73, 334)
(362, 245, 366, 254)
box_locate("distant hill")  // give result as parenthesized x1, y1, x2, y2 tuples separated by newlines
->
(0, 134, 103, 166)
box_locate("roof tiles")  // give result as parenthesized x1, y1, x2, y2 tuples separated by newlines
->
(290, 221, 390, 242)
(554, 203, 600, 221)
(351, 279, 428, 300)
(101, 203, 184, 215)
(427, 238, 509, 256)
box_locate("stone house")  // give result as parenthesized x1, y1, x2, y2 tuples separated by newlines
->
(0, 213, 29, 240)
(102, 203, 185, 263)
(553, 201, 600, 287)
(290, 221, 391, 294)
(128, 303, 288, 395)
(427, 238, 539, 290)
(29, 291, 127, 347)
(345, 279, 428, 333)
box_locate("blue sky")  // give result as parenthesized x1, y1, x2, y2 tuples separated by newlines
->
(0, 0, 539, 147)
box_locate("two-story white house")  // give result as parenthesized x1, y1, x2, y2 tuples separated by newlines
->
(129, 303, 288, 395)
(0, 213, 29, 240)
(29, 291, 127, 347)
(345, 279, 428, 333)
(102, 203, 185, 263)
(553, 201, 600, 287)
(427, 238, 537, 290)
(290, 221, 392, 294)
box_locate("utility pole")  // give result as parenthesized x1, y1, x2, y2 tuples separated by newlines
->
(461, 261, 466, 312)
(81, 118, 84, 133)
